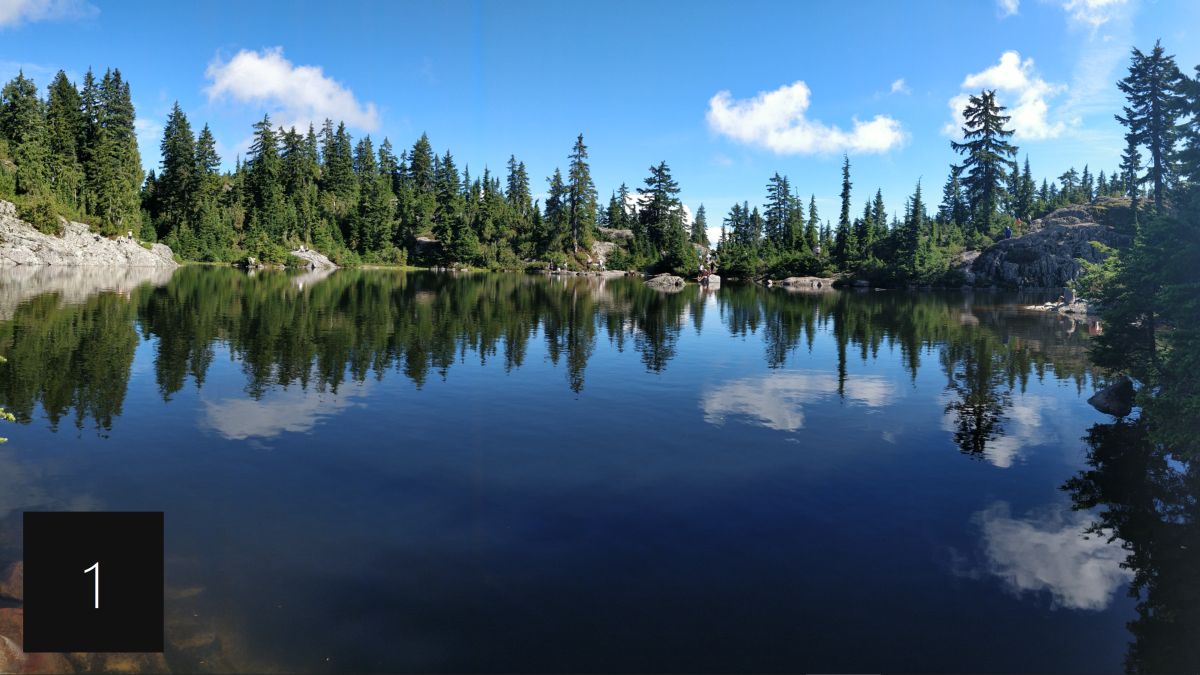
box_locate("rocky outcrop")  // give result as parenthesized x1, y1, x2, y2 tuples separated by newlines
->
(769, 276, 836, 291)
(0, 200, 177, 268)
(645, 273, 686, 291)
(289, 247, 337, 269)
(701, 274, 721, 287)
(590, 240, 617, 269)
(597, 227, 634, 242)
(964, 201, 1132, 288)
(1088, 376, 1135, 417)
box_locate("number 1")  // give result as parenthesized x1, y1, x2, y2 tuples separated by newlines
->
(84, 562, 100, 609)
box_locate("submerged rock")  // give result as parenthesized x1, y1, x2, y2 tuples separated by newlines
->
(0, 200, 177, 268)
(645, 274, 686, 291)
(1087, 376, 1135, 417)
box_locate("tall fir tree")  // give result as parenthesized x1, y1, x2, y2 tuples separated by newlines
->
(951, 90, 1017, 234)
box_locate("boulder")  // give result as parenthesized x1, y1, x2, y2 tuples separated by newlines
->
(1087, 376, 1135, 417)
(701, 274, 721, 287)
(771, 276, 835, 291)
(0, 200, 177, 268)
(645, 274, 686, 291)
(289, 247, 337, 269)
(597, 227, 634, 242)
(966, 203, 1132, 288)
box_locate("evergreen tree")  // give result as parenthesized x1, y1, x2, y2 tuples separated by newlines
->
(806, 195, 820, 254)
(542, 168, 568, 254)
(244, 115, 284, 244)
(691, 204, 709, 246)
(45, 71, 84, 208)
(155, 102, 196, 238)
(764, 172, 791, 247)
(1115, 41, 1186, 213)
(566, 134, 596, 253)
(951, 90, 1017, 233)
(1, 72, 51, 197)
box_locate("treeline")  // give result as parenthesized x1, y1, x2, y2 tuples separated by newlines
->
(0, 71, 699, 273)
(0, 53, 1178, 283)
(1082, 39, 1200, 461)
(715, 90, 1133, 285)
(0, 68, 142, 235)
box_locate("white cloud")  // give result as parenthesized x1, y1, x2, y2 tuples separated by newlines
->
(707, 81, 907, 155)
(889, 78, 910, 95)
(205, 47, 380, 132)
(973, 502, 1132, 610)
(0, 0, 95, 28)
(702, 371, 896, 432)
(944, 51, 1068, 141)
(997, 0, 1020, 17)
(1062, 0, 1127, 28)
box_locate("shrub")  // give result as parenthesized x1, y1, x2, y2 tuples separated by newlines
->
(604, 246, 633, 271)
(18, 196, 63, 236)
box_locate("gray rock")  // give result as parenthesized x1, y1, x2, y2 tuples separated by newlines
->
(645, 273, 686, 291)
(1087, 376, 1135, 417)
(966, 204, 1132, 288)
(590, 240, 618, 269)
(1, 200, 178, 268)
(290, 247, 337, 269)
(701, 274, 721, 287)
(771, 276, 836, 291)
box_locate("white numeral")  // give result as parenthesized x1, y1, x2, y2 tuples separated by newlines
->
(84, 562, 99, 609)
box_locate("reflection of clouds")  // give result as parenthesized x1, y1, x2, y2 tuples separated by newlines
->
(701, 371, 895, 431)
(974, 502, 1131, 611)
(201, 381, 368, 440)
(940, 393, 1056, 468)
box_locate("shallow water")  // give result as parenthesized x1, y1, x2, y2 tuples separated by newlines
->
(0, 267, 1154, 672)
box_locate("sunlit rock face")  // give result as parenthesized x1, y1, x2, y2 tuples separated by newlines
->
(0, 200, 178, 269)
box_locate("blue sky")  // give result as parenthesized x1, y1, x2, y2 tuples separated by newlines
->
(3, 0, 1197, 240)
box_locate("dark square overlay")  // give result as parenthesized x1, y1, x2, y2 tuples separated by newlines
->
(22, 511, 164, 653)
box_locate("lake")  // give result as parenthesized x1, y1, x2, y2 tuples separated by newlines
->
(0, 266, 1164, 672)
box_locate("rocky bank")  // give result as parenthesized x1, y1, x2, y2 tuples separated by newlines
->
(0, 200, 177, 268)
(963, 198, 1132, 288)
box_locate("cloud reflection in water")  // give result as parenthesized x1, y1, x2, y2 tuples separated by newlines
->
(701, 371, 895, 431)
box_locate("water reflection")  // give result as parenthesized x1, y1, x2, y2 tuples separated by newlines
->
(1, 269, 1096, 447)
(200, 380, 370, 440)
(1063, 420, 1200, 672)
(2, 267, 1196, 671)
(701, 371, 894, 431)
(972, 501, 1131, 610)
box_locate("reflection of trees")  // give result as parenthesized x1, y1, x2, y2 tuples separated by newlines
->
(1063, 420, 1200, 673)
(941, 334, 1012, 457)
(1, 270, 1099, 438)
(0, 292, 138, 430)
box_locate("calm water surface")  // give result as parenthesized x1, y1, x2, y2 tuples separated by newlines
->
(0, 266, 1174, 672)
